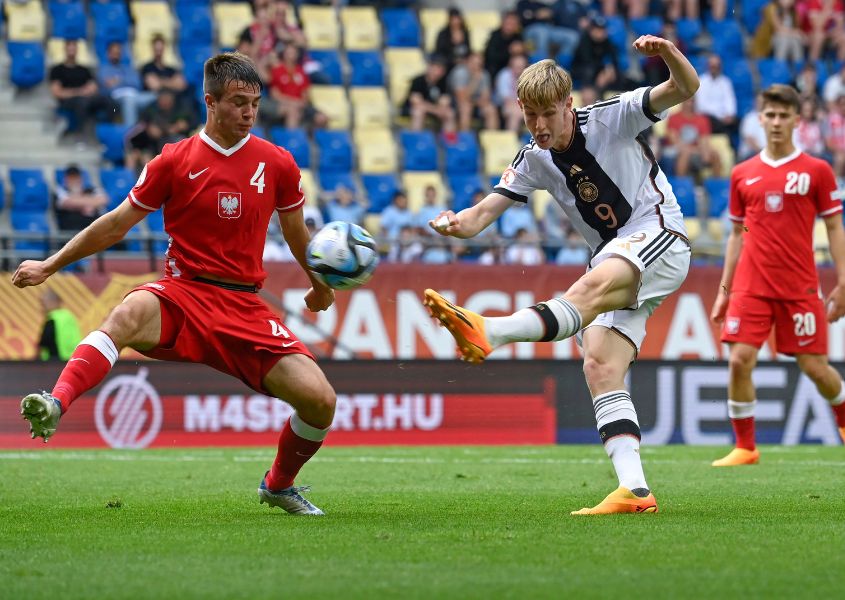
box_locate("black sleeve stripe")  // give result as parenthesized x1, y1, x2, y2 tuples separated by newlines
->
(642, 86, 661, 123)
(493, 186, 528, 202)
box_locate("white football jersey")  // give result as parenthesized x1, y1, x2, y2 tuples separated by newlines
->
(494, 86, 687, 253)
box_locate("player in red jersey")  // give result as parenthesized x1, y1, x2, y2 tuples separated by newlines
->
(710, 84, 845, 465)
(13, 53, 335, 514)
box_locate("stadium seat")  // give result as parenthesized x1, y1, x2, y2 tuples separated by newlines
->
(100, 168, 136, 210)
(175, 3, 213, 45)
(399, 130, 438, 172)
(350, 87, 391, 130)
(91, 2, 130, 44)
(8, 42, 45, 88)
(341, 6, 381, 50)
(95, 124, 132, 165)
(795, 59, 830, 88)
(270, 127, 311, 169)
(179, 42, 212, 89)
(669, 176, 697, 216)
(385, 48, 427, 107)
(741, 0, 769, 34)
(757, 58, 793, 89)
(300, 5, 340, 50)
(48, 38, 95, 67)
(315, 130, 353, 173)
(382, 8, 421, 48)
(363, 213, 383, 239)
(354, 129, 397, 174)
(0, 179, 5, 212)
(348, 51, 385, 87)
(709, 134, 736, 174)
(531, 189, 554, 221)
(361, 174, 400, 213)
(49, 1, 86, 39)
(723, 58, 753, 104)
(465, 10, 501, 53)
(10, 169, 49, 212)
(449, 174, 484, 212)
(212, 2, 253, 50)
(605, 16, 627, 55)
(629, 16, 663, 37)
(401, 171, 446, 213)
(54, 167, 93, 190)
(814, 219, 830, 262)
(309, 50, 343, 86)
(319, 172, 356, 197)
(145, 209, 169, 253)
(706, 217, 725, 245)
(131, 1, 175, 46)
(684, 217, 703, 243)
(299, 169, 319, 207)
(419, 8, 447, 53)
(444, 132, 480, 176)
(709, 19, 743, 60)
(6, 0, 46, 41)
(704, 178, 730, 217)
(309, 86, 350, 130)
(11, 210, 50, 254)
(479, 130, 521, 176)
(675, 18, 701, 43)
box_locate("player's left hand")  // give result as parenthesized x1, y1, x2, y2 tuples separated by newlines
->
(633, 35, 674, 57)
(305, 282, 334, 312)
(825, 284, 845, 322)
(12, 260, 52, 288)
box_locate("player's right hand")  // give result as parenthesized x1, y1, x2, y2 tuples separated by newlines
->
(710, 293, 729, 325)
(429, 210, 459, 237)
(304, 283, 334, 312)
(12, 260, 51, 288)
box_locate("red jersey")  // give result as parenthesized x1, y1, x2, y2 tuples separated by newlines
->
(270, 64, 310, 100)
(729, 149, 841, 299)
(128, 130, 305, 286)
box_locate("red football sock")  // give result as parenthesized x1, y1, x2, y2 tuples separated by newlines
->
(265, 414, 328, 491)
(831, 402, 845, 428)
(51, 331, 119, 413)
(731, 417, 756, 451)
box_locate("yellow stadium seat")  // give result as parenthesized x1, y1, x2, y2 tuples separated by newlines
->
(131, 1, 174, 44)
(299, 169, 319, 207)
(7, 0, 46, 41)
(354, 129, 398, 174)
(814, 219, 830, 263)
(402, 171, 447, 213)
(569, 91, 583, 108)
(709, 134, 736, 175)
(300, 5, 340, 50)
(341, 6, 381, 50)
(531, 189, 554, 221)
(385, 48, 427, 107)
(419, 8, 448, 53)
(465, 10, 501, 53)
(350, 87, 391, 130)
(479, 130, 521, 176)
(684, 217, 702, 244)
(364, 213, 383, 240)
(213, 2, 254, 50)
(132, 38, 179, 68)
(705, 217, 725, 243)
(47, 38, 94, 67)
(309, 86, 350, 130)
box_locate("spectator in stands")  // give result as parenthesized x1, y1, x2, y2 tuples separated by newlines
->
(126, 90, 195, 171)
(49, 39, 117, 138)
(484, 10, 524, 78)
(478, 239, 505, 265)
(494, 53, 529, 132)
(517, 1, 576, 60)
(380, 191, 415, 241)
(263, 214, 318, 262)
(504, 228, 545, 265)
(578, 85, 599, 107)
(403, 56, 457, 135)
(795, 61, 822, 102)
(694, 54, 737, 138)
(141, 36, 188, 97)
(270, 0, 307, 51)
(664, 0, 727, 20)
(265, 44, 311, 128)
(449, 52, 500, 131)
(751, 0, 805, 62)
(325, 185, 366, 225)
(54, 165, 108, 232)
(555, 228, 591, 265)
(499, 201, 538, 239)
(665, 98, 723, 179)
(387, 224, 424, 263)
(823, 93, 845, 178)
(415, 185, 443, 231)
(99, 41, 156, 126)
(420, 236, 455, 264)
(738, 95, 768, 160)
(795, 97, 828, 157)
(800, 0, 845, 62)
(36, 289, 81, 361)
(435, 8, 471, 73)
(822, 61, 845, 107)
(553, 0, 590, 59)
(239, 1, 282, 81)
(570, 16, 623, 93)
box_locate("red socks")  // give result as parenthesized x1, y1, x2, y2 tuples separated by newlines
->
(265, 414, 329, 491)
(51, 331, 119, 413)
(831, 402, 845, 429)
(731, 417, 756, 451)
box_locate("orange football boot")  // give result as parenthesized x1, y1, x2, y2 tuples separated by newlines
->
(570, 486, 658, 515)
(711, 447, 760, 467)
(423, 289, 492, 364)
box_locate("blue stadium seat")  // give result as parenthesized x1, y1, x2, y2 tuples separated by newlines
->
(0, 179, 5, 212)
(741, 0, 769, 34)
(605, 16, 627, 52)
(709, 20, 743, 60)
(11, 210, 50, 254)
(348, 51, 385, 87)
(54, 168, 93, 190)
(399, 130, 438, 171)
(270, 127, 311, 168)
(100, 168, 136, 210)
(795, 59, 830, 88)
(179, 43, 212, 89)
(669, 176, 697, 217)
(175, 3, 213, 45)
(315, 130, 353, 173)
(308, 50, 343, 86)
(319, 172, 356, 196)
(704, 178, 730, 217)
(361, 174, 399, 213)
(91, 2, 130, 44)
(757, 58, 792, 89)
(8, 42, 45, 88)
(449, 174, 484, 212)
(675, 18, 701, 42)
(382, 8, 421, 48)
(250, 125, 267, 140)
(145, 209, 169, 253)
(121, 225, 144, 253)
(444, 132, 480, 176)
(10, 169, 49, 212)
(96, 124, 131, 164)
(50, 1, 87, 39)
(629, 16, 663, 37)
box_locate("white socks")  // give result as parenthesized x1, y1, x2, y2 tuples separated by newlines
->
(828, 381, 845, 407)
(727, 399, 756, 419)
(593, 390, 648, 492)
(80, 330, 119, 365)
(484, 298, 582, 348)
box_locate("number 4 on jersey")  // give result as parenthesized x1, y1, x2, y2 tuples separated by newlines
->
(250, 162, 266, 194)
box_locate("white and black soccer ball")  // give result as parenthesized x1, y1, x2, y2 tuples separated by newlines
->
(306, 221, 379, 290)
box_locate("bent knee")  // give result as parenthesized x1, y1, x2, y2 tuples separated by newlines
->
(583, 356, 625, 389)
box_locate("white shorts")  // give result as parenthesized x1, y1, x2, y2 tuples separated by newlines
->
(580, 228, 691, 353)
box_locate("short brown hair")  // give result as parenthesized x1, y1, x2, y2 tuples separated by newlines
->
(760, 84, 800, 113)
(516, 59, 572, 108)
(204, 52, 263, 99)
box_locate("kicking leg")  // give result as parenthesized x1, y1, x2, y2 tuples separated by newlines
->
(795, 353, 845, 444)
(712, 342, 761, 466)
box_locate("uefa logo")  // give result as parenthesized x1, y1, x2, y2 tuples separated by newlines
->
(94, 367, 163, 449)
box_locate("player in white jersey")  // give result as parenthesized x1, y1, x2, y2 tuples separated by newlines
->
(424, 36, 699, 515)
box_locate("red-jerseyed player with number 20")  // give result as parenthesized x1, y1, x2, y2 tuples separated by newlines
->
(710, 84, 845, 465)
(13, 53, 335, 514)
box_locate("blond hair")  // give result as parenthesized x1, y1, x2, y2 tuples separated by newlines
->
(516, 59, 572, 108)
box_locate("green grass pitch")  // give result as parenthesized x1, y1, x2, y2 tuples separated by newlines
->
(0, 445, 841, 599)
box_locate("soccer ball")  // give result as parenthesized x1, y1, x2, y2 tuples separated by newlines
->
(306, 221, 379, 290)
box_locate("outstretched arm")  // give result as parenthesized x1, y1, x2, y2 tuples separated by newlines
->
(633, 35, 700, 114)
(429, 192, 514, 239)
(277, 208, 334, 312)
(12, 199, 148, 288)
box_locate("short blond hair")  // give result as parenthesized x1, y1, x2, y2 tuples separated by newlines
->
(516, 59, 572, 108)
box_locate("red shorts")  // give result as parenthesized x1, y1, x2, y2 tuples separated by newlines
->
(721, 292, 828, 355)
(129, 278, 315, 394)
